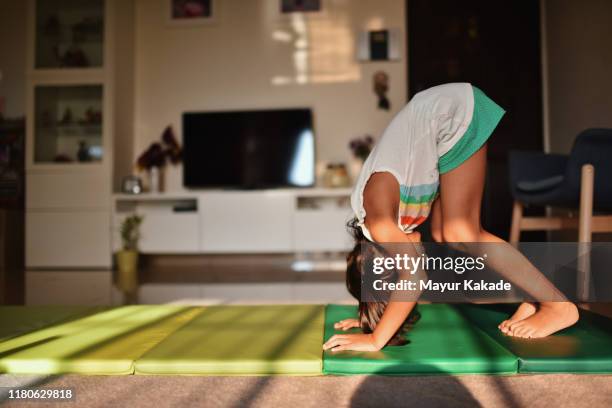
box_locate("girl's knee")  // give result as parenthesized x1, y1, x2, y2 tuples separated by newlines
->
(431, 227, 443, 243)
(441, 224, 482, 243)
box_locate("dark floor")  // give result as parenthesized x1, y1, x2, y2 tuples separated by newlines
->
(138, 254, 346, 284)
(1, 374, 611, 408)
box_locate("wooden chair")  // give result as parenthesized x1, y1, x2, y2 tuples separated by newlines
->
(508, 129, 612, 299)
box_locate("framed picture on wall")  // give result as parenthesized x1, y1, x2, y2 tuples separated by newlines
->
(281, 0, 322, 14)
(168, 0, 214, 26)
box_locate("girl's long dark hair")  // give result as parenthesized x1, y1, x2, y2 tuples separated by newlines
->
(346, 218, 420, 346)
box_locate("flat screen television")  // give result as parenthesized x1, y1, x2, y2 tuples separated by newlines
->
(183, 108, 315, 189)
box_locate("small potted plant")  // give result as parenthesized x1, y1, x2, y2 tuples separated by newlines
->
(116, 214, 143, 298)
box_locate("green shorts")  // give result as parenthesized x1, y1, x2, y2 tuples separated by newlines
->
(438, 86, 505, 174)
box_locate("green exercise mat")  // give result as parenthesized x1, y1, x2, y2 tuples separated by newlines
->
(0, 306, 105, 342)
(0, 306, 198, 375)
(135, 305, 325, 375)
(323, 304, 518, 375)
(455, 304, 612, 374)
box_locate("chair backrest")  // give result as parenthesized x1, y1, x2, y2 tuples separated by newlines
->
(566, 128, 612, 210)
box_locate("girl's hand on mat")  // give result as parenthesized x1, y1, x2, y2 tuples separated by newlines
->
(334, 319, 360, 331)
(323, 333, 381, 352)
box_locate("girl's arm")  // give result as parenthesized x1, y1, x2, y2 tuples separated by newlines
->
(322, 219, 419, 351)
(323, 173, 420, 352)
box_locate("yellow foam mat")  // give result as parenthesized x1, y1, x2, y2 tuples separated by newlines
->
(135, 305, 325, 375)
(0, 306, 200, 375)
(0, 306, 105, 342)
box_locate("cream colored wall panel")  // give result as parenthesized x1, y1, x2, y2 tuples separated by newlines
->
(199, 192, 293, 253)
(26, 210, 111, 268)
(26, 172, 111, 209)
(25, 270, 112, 305)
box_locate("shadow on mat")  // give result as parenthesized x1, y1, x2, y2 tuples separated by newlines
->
(452, 304, 521, 408)
(349, 371, 482, 408)
(0, 307, 196, 362)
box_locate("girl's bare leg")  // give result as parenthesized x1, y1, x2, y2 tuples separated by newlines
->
(430, 196, 537, 329)
(438, 144, 578, 338)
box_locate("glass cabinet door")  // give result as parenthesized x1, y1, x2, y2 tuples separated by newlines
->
(36, 0, 104, 69)
(34, 85, 103, 164)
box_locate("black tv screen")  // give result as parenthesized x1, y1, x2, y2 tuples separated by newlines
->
(183, 108, 315, 188)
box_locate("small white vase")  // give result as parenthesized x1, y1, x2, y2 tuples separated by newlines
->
(149, 166, 162, 193)
(165, 164, 182, 192)
(349, 158, 364, 183)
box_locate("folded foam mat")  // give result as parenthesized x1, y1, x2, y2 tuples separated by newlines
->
(455, 304, 612, 374)
(0, 306, 105, 342)
(0, 306, 199, 375)
(323, 304, 518, 375)
(135, 305, 325, 375)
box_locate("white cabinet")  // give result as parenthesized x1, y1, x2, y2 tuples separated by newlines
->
(24, 0, 114, 270)
(113, 211, 199, 254)
(112, 189, 353, 255)
(139, 213, 199, 253)
(293, 209, 353, 252)
(199, 192, 294, 253)
(112, 195, 200, 254)
(26, 210, 111, 268)
(26, 171, 110, 209)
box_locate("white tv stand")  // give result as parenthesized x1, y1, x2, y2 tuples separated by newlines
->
(112, 188, 354, 254)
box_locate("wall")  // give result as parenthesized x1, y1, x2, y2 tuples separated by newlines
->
(7, 0, 609, 188)
(0, 0, 27, 118)
(545, 0, 612, 154)
(132, 0, 406, 190)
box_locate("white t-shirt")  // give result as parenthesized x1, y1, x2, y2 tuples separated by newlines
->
(351, 83, 475, 241)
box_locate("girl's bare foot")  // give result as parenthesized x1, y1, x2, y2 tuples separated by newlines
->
(498, 302, 536, 334)
(506, 302, 579, 338)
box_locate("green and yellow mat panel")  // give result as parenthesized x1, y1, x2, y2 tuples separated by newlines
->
(0, 304, 611, 375)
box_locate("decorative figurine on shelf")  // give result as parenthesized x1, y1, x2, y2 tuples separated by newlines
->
(136, 126, 183, 193)
(59, 108, 73, 125)
(373, 71, 391, 110)
(121, 175, 144, 195)
(54, 45, 89, 68)
(323, 163, 351, 188)
(83, 107, 102, 125)
(53, 153, 72, 163)
(77, 140, 91, 162)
